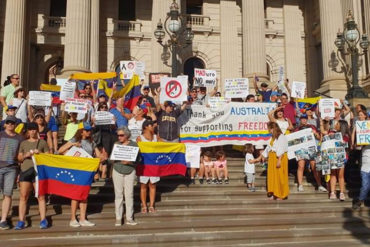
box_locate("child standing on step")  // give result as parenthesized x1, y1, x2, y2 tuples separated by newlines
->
(214, 150, 229, 184)
(244, 144, 261, 192)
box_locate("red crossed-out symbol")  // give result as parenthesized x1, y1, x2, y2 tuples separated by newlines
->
(165, 80, 182, 98)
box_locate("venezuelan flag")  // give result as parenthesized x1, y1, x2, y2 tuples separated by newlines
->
(297, 96, 321, 114)
(40, 84, 62, 104)
(33, 154, 100, 201)
(115, 74, 142, 110)
(70, 72, 117, 98)
(137, 142, 187, 177)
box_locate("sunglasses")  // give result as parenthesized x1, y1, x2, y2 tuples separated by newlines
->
(5, 121, 15, 125)
(12, 77, 20, 80)
(35, 115, 44, 119)
(117, 134, 125, 137)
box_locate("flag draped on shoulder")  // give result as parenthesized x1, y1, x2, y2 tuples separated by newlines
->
(33, 154, 100, 201)
(136, 142, 187, 177)
(117, 74, 141, 110)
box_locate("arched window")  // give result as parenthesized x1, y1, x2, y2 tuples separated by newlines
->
(50, 0, 66, 17)
(183, 57, 205, 88)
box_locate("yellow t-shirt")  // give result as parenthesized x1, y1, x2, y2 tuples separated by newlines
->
(64, 121, 80, 141)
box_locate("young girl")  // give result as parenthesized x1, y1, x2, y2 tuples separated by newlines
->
(214, 151, 229, 184)
(202, 151, 216, 184)
(244, 144, 261, 192)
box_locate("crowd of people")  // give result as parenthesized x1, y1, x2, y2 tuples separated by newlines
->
(0, 73, 369, 231)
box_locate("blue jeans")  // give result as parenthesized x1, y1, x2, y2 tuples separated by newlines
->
(359, 171, 370, 201)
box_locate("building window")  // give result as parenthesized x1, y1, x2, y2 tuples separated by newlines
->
(186, 0, 203, 15)
(119, 0, 136, 21)
(50, 0, 66, 17)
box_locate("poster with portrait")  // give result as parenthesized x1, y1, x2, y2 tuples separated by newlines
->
(291, 81, 306, 99)
(120, 61, 145, 80)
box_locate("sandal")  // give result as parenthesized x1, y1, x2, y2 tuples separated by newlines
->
(141, 206, 148, 214)
(149, 206, 156, 213)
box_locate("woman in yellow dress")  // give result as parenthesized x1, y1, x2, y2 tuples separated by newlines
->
(263, 122, 289, 200)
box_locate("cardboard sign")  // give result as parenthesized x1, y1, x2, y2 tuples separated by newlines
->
(110, 144, 139, 161)
(286, 128, 317, 160)
(28, 91, 52, 106)
(149, 73, 171, 90)
(316, 133, 347, 173)
(64, 98, 89, 114)
(185, 144, 201, 168)
(160, 76, 188, 103)
(356, 121, 370, 145)
(65, 146, 93, 158)
(194, 69, 216, 88)
(319, 99, 336, 119)
(120, 61, 145, 80)
(94, 111, 115, 125)
(224, 78, 249, 98)
(291, 81, 306, 99)
(208, 97, 228, 111)
(60, 81, 76, 101)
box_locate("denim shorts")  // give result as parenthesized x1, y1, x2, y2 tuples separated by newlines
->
(0, 166, 18, 196)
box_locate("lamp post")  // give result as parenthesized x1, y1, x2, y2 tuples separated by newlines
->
(153, 0, 194, 77)
(334, 11, 369, 99)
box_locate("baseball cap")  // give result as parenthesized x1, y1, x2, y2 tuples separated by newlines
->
(270, 91, 280, 97)
(26, 122, 38, 131)
(261, 82, 268, 88)
(5, 115, 17, 123)
(143, 86, 150, 90)
(164, 101, 175, 107)
(6, 105, 17, 110)
(79, 122, 92, 131)
(300, 114, 308, 119)
(98, 92, 107, 98)
(34, 112, 45, 118)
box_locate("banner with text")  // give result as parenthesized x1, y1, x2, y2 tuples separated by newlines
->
(64, 98, 89, 114)
(194, 69, 216, 88)
(356, 120, 370, 145)
(29, 91, 52, 106)
(179, 102, 276, 147)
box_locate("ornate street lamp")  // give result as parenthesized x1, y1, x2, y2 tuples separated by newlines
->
(335, 11, 369, 99)
(153, 0, 194, 76)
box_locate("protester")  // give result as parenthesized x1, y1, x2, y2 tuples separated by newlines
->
(352, 144, 370, 209)
(253, 74, 278, 103)
(0, 116, 24, 230)
(0, 74, 20, 117)
(61, 106, 85, 143)
(280, 93, 296, 126)
(351, 110, 368, 166)
(10, 87, 27, 123)
(33, 111, 53, 153)
(142, 86, 156, 108)
(0, 105, 22, 131)
(110, 97, 132, 128)
(268, 106, 293, 134)
(263, 122, 289, 200)
(112, 126, 139, 226)
(15, 123, 49, 230)
(137, 120, 160, 213)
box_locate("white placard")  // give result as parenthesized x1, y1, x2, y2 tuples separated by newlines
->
(28, 91, 52, 106)
(185, 144, 201, 168)
(291, 81, 306, 99)
(94, 111, 115, 125)
(355, 120, 370, 145)
(120, 61, 145, 80)
(286, 128, 317, 160)
(208, 97, 228, 111)
(319, 99, 336, 119)
(194, 68, 217, 88)
(60, 81, 76, 101)
(56, 78, 68, 87)
(65, 146, 93, 158)
(224, 78, 249, 98)
(160, 76, 188, 103)
(110, 144, 139, 161)
(64, 98, 89, 114)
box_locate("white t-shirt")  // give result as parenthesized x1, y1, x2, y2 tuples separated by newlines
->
(361, 146, 370, 173)
(11, 98, 27, 123)
(128, 118, 145, 141)
(244, 153, 255, 173)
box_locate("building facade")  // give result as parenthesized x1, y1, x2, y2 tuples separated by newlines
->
(0, 0, 370, 99)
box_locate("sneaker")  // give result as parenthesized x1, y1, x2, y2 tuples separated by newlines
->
(39, 219, 48, 229)
(318, 186, 328, 192)
(218, 179, 223, 184)
(212, 178, 218, 184)
(329, 192, 337, 200)
(69, 220, 81, 228)
(0, 221, 10, 230)
(352, 200, 362, 210)
(15, 221, 26, 230)
(251, 187, 256, 192)
(115, 219, 122, 226)
(79, 220, 95, 227)
(297, 185, 304, 192)
(339, 192, 346, 201)
(126, 219, 138, 226)
(206, 178, 211, 184)
(199, 178, 204, 184)
(190, 178, 195, 184)
(224, 178, 229, 184)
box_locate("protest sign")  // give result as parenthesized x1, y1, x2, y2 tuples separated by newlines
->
(208, 97, 229, 112)
(185, 144, 201, 168)
(194, 68, 217, 88)
(356, 121, 370, 145)
(28, 91, 52, 106)
(317, 133, 347, 172)
(56, 78, 68, 87)
(149, 73, 170, 90)
(65, 146, 93, 158)
(319, 99, 336, 119)
(94, 111, 115, 125)
(286, 128, 317, 160)
(120, 61, 145, 80)
(224, 78, 249, 98)
(64, 98, 89, 114)
(291, 81, 306, 99)
(160, 76, 188, 103)
(110, 144, 139, 161)
(179, 102, 276, 147)
(60, 81, 76, 101)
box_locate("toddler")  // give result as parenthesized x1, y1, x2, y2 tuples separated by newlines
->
(214, 151, 229, 184)
(244, 144, 261, 192)
(202, 151, 216, 184)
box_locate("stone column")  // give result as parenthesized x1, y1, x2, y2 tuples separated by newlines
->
(1, 0, 27, 85)
(242, 0, 268, 81)
(362, 0, 370, 92)
(90, 0, 100, 72)
(220, 0, 239, 92)
(318, 0, 347, 98)
(61, 0, 91, 76)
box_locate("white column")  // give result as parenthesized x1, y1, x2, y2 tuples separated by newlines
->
(220, 0, 239, 92)
(90, 0, 100, 72)
(62, 0, 91, 76)
(242, 0, 268, 81)
(1, 0, 27, 84)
